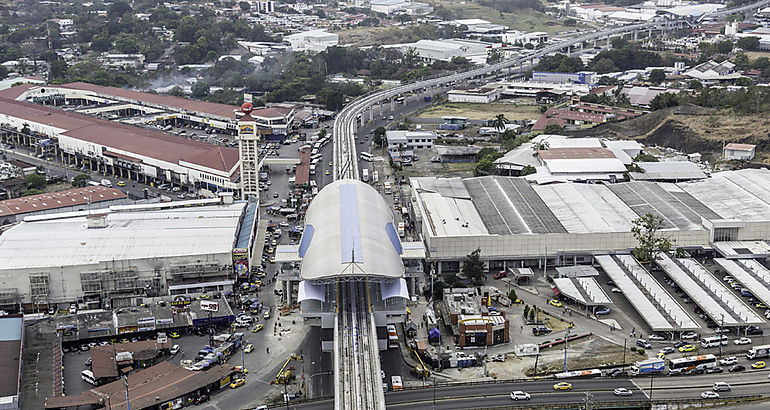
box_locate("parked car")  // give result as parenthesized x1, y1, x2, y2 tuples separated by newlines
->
(734, 337, 752, 345)
(595, 307, 611, 315)
(532, 326, 552, 336)
(648, 334, 666, 341)
(636, 339, 652, 349)
(170, 345, 181, 355)
(681, 331, 698, 340)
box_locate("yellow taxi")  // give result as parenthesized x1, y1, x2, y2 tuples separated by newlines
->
(329, 161, 333, 166)
(678, 344, 697, 353)
(325, 170, 330, 175)
(169, 332, 180, 339)
(117, 181, 126, 187)
(752, 361, 766, 369)
(234, 366, 248, 375)
(549, 299, 562, 308)
(251, 324, 263, 333)
(244, 344, 254, 353)
(230, 379, 246, 389)
(553, 382, 572, 390)
(251, 280, 263, 287)
(657, 352, 666, 360)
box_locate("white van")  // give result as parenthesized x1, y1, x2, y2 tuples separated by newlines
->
(81, 369, 97, 385)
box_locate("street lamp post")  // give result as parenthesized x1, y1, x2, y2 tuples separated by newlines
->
(719, 313, 725, 358)
(648, 373, 654, 402)
(563, 328, 570, 373)
(122, 376, 130, 410)
(621, 338, 627, 372)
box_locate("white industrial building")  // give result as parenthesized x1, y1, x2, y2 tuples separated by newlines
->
(385, 130, 436, 151)
(447, 87, 501, 103)
(532, 71, 597, 85)
(0, 198, 260, 311)
(400, 39, 490, 63)
(410, 169, 770, 272)
(285, 30, 339, 52)
(502, 30, 548, 45)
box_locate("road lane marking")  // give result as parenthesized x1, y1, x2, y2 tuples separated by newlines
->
(630, 379, 649, 399)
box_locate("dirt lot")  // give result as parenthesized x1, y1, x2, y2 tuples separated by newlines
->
(417, 102, 542, 121)
(571, 105, 770, 164)
(426, 0, 585, 33)
(337, 26, 424, 47)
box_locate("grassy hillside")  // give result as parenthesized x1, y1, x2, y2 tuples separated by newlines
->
(427, 0, 584, 33)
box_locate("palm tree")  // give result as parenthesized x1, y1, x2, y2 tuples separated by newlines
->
(493, 114, 508, 132)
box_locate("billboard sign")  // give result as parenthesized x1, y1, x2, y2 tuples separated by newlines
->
(232, 248, 249, 279)
(201, 301, 219, 312)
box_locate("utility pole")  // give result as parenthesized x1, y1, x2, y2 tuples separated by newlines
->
(564, 328, 570, 373)
(533, 353, 540, 377)
(648, 373, 654, 402)
(122, 376, 130, 410)
(621, 338, 627, 372)
(432, 375, 436, 410)
(719, 314, 725, 358)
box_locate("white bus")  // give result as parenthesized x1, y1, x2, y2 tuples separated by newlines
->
(397, 222, 405, 237)
(669, 354, 717, 374)
(311, 154, 323, 162)
(311, 148, 319, 156)
(373, 170, 379, 183)
(701, 335, 728, 348)
(81, 369, 98, 385)
(311, 157, 321, 166)
(384, 181, 392, 194)
(310, 165, 316, 175)
(360, 152, 374, 162)
(362, 169, 369, 182)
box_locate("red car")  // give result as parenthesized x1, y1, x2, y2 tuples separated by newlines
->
(494, 270, 507, 279)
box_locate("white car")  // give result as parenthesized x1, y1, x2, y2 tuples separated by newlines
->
(734, 337, 752, 345)
(648, 334, 666, 341)
(170, 345, 181, 355)
(682, 332, 698, 340)
(701, 391, 719, 399)
(613, 388, 633, 396)
(510, 391, 530, 400)
(719, 356, 738, 366)
(611, 287, 622, 293)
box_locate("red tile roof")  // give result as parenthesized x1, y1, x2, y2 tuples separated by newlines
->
(55, 82, 239, 119)
(0, 97, 239, 174)
(0, 186, 127, 218)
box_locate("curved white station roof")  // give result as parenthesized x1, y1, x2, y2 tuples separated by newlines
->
(299, 179, 404, 281)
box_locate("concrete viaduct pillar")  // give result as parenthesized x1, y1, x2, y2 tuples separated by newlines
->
(634, 30, 638, 41)
(369, 107, 373, 122)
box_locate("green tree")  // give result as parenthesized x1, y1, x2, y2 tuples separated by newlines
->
(191, 81, 210, 99)
(476, 147, 498, 161)
(21, 189, 45, 197)
(592, 58, 618, 74)
(108, 0, 133, 17)
(716, 40, 734, 55)
(49, 58, 68, 80)
(91, 35, 112, 52)
(735, 77, 753, 87)
(26, 174, 46, 190)
(634, 152, 658, 162)
(528, 308, 535, 321)
(523, 305, 530, 319)
(737, 37, 760, 51)
(687, 80, 703, 90)
(486, 48, 503, 65)
(493, 113, 508, 132)
(520, 165, 536, 176)
(509, 289, 518, 301)
(631, 213, 672, 263)
(543, 123, 564, 135)
(72, 173, 91, 188)
(648, 69, 666, 84)
(115, 36, 140, 54)
(649, 92, 680, 111)
(373, 126, 386, 147)
(564, 18, 576, 26)
(239, 1, 251, 11)
(461, 248, 486, 285)
(432, 281, 446, 301)
(319, 88, 344, 111)
(318, 128, 327, 139)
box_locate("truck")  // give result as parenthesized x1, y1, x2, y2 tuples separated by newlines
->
(387, 324, 398, 348)
(746, 344, 770, 360)
(391, 375, 402, 391)
(629, 358, 665, 376)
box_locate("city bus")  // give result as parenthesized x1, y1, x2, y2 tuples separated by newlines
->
(384, 181, 392, 194)
(668, 354, 717, 374)
(701, 335, 728, 348)
(373, 170, 379, 183)
(360, 152, 374, 162)
(362, 168, 369, 182)
(309, 165, 316, 175)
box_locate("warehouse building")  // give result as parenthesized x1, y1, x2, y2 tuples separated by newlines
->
(0, 93, 240, 195)
(0, 315, 23, 410)
(410, 169, 770, 272)
(0, 186, 129, 224)
(0, 196, 259, 311)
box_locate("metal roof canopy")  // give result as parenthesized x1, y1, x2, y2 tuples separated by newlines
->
(714, 258, 770, 311)
(552, 277, 612, 306)
(655, 253, 764, 326)
(596, 255, 699, 331)
(555, 265, 599, 278)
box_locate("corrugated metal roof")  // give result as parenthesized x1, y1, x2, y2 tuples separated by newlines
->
(0, 186, 127, 217)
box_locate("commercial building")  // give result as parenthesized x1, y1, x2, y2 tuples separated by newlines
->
(385, 130, 436, 151)
(532, 71, 597, 85)
(0, 198, 259, 311)
(285, 30, 339, 52)
(682, 60, 738, 81)
(0, 86, 241, 194)
(447, 87, 501, 103)
(502, 30, 548, 45)
(0, 186, 129, 224)
(401, 39, 490, 63)
(409, 169, 770, 272)
(723, 143, 756, 161)
(90, 339, 172, 381)
(0, 316, 23, 410)
(534, 147, 628, 183)
(441, 288, 509, 347)
(45, 361, 235, 410)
